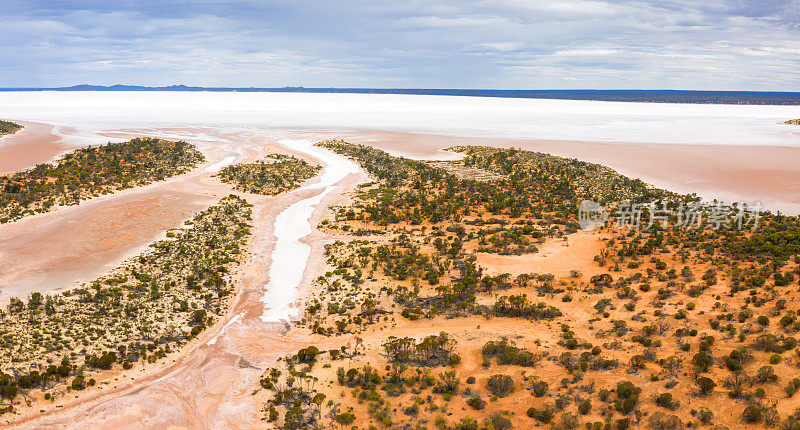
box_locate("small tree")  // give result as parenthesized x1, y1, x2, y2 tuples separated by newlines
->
(696, 376, 716, 396)
(742, 405, 762, 423)
(71, 376, 86, 391)
(335, 412, 355, 428)
(692, 351, 713, 373)
(533, 381, 549, 397)
(466, 396, 486, 410)
(578, 400, 592, 415)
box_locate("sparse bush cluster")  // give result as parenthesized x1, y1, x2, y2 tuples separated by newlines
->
(217, 154, 320, 194)
(0, 195, 252, 411)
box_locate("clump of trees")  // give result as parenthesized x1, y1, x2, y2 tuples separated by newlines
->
(383, 332, 458, 367)
(482, 338, 541, 367)
(0, 120, 21, 136)
(492, 294, 562, 320)
(217, 154, 320, 195)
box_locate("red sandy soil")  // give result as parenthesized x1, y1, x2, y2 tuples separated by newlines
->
(0, 121, 71, 175)
(477, 230, 606, 279)
(4, 125, 799, 428)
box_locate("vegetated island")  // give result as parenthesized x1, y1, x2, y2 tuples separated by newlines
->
(253, 141, 800, 430)
(786, 119, 800, 125)
(0, 138, 204, 223)
(0, 121, 21, 137)
(216, 154, 320, 194)
(0, 152, 322, 418)
(0, 195, 251, 415)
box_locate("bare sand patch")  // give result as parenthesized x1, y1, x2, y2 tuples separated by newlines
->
(477, 230, 606, 279)
(0, 121, 71, 174)
(0, 188, 214, 302)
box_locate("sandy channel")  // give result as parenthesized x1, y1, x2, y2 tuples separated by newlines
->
(4, 127, 364, 429)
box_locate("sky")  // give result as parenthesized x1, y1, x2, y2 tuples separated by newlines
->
(1, 0, 799, 90)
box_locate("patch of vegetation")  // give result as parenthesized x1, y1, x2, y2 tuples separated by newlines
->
(486, 374, 515, 397)
(482, 338, 541, 367)
(273, 141, 800, 429)
(0, 138, 204, 223)
(383, 332, 458, 367)
(0, 195, 252, 412)
(0, 120, 21, 136)
(216, 154, 320, 194)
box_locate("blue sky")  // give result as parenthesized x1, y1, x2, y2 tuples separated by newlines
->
(1, 0, 799, 90)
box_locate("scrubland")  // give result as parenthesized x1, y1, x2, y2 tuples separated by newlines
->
(255, 141, 800, 430)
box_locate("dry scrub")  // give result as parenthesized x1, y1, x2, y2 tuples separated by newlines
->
(254, 142, 800, 430)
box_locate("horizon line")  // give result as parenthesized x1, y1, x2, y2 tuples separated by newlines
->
(1, 85, 800, 93)
(2, 86, 800, 105)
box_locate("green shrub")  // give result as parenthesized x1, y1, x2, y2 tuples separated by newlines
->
(655, 392, 679, 410)
(578, 400, 592, 415)
(742, 405, 762, 423)
(696, 376, 716, 395)
(616, 381, 641, 399)
(487, 374, 515, 398)
(527, 405, 554, 423)
(692, 351, 712, 372)
(532, 381, 548, 397)
(756, 365, 777, 383)
(466, 396, 486, 410)
(785, 378, 800, 398)
(297, 346, 320, 363)
(335, 412, 355, 426)
(71, 376, 85, 391)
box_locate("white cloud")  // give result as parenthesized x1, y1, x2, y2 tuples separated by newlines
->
(474, 42, 524, 52)
(398, 15, 511, 28)
(551, 48, 621, 57)
(1, 0, 799, 90)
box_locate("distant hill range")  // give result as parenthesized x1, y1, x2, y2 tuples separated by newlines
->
(2, 85, 800, 105)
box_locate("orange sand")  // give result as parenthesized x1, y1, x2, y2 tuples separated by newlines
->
(4, 123, 799, 428)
